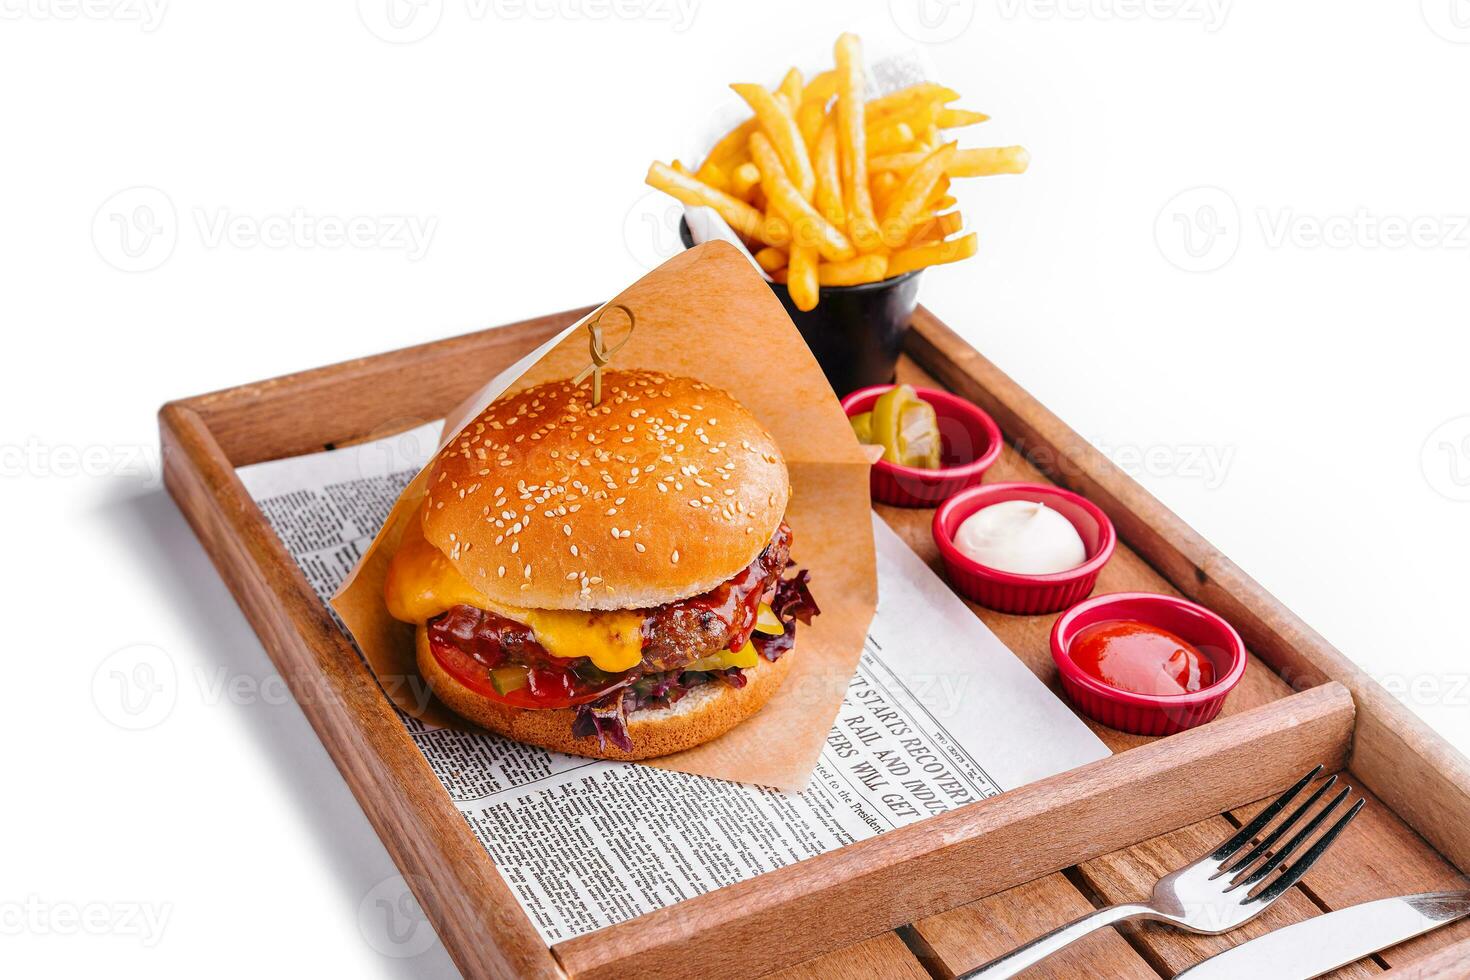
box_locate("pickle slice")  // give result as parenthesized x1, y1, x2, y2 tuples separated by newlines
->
(686, 641, 760, 673)
(898, 398, 941, 469)
(852, 385, 942, 469)
(869, 384, 913, 464)
(753, 602, 784, 635)
(490, 665, 530, 695)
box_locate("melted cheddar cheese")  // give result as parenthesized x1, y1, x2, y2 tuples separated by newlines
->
(384, 506, 645, 673)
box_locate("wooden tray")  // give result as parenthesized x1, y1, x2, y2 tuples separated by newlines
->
(160, 307, 1470, 979)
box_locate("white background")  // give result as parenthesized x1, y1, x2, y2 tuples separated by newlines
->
(4, 1, 1469, 976)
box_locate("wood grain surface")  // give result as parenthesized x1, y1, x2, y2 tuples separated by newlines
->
(553, 686, 1351, 980)
(159, 304, 1470, 979)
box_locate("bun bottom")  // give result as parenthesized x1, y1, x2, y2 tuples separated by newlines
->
(415, 626, 794, 761)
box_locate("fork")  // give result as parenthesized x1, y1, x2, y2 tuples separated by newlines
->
(961, 766, 1365, 979)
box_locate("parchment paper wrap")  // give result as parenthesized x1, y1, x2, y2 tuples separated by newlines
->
(330, 242, 876, 791)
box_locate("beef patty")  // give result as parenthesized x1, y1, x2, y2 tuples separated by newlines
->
(427, 521, 793, 680)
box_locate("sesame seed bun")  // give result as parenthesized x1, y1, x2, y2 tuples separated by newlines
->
(416, 625, 794, 760)
(423, 369, 790, 611)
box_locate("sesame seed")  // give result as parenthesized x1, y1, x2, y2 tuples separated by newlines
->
(634, 542, 645, 553)
(498, 566, 506, 577)
(671, 550, 680, 564)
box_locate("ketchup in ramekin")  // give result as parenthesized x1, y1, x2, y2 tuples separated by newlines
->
(1051, 593, 1246, 736)
(1068, 620, 1216, 697)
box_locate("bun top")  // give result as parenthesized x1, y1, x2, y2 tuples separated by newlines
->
(422, 370, 790, 610)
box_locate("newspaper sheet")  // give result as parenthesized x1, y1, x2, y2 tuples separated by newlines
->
(237, 422, 1109, 943)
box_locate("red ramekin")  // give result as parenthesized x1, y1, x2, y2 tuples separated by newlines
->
(1050, 592, 1248, 736)
(841, 385, 1003, 507)
(932, 482, 1116, 615)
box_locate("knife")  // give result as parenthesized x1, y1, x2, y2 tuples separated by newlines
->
(1174, 891, 1470, 979)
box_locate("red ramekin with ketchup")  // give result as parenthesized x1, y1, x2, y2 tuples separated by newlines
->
(1051, 592, 1247, 736)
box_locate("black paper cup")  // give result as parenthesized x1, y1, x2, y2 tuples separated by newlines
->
(679, 218, 921, 396)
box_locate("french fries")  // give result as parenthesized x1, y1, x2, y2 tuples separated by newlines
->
(796, 70, 838, 150)
(869, 146, 1031, 177)
(788, 244, 819, 311)
(730, 161, 762, 200)
(818, 253, 887, 287)
(866, 83, 961, 121)
(868, 122, 915, 156)
(937, 108, 989, 129)
(777, 67, 803, 110)
(834, 32, 881, 252)
(731, 83, 816, 202)
(753, 246, 788, 274)
(905, 210, 963, 247)
(887, 232, 978, 278)
(749, 131, 854, 261)
(645, 161, 788, 247)
(646, 33, 1029, 306)
(870, 171, 900, 217)
(813, 122, 846, 230)
(693, 161, 729, 192)
(879, 143, 957, 248)
(703, 118, 758, 172)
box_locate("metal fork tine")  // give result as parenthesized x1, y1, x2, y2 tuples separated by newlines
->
(1229, 785, 1350, 891)
(1209, 764, 1323, 862)
(1245, 797, 1365, 905)
(1215, 775, 1338, 880)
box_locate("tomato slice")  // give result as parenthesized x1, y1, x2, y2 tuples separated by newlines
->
(427, 632, 628, 709)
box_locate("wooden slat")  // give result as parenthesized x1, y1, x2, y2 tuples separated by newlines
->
(552, 686, 1352, 980)
(159, 403, 562, 980)
(906, 876, 1158, 979)
(1381, 936, 1470, 977)
(904, 308, 1470, 876)
(764, 932, 931, 980)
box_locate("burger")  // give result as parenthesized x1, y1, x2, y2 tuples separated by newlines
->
(383, 369, 817, 760)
